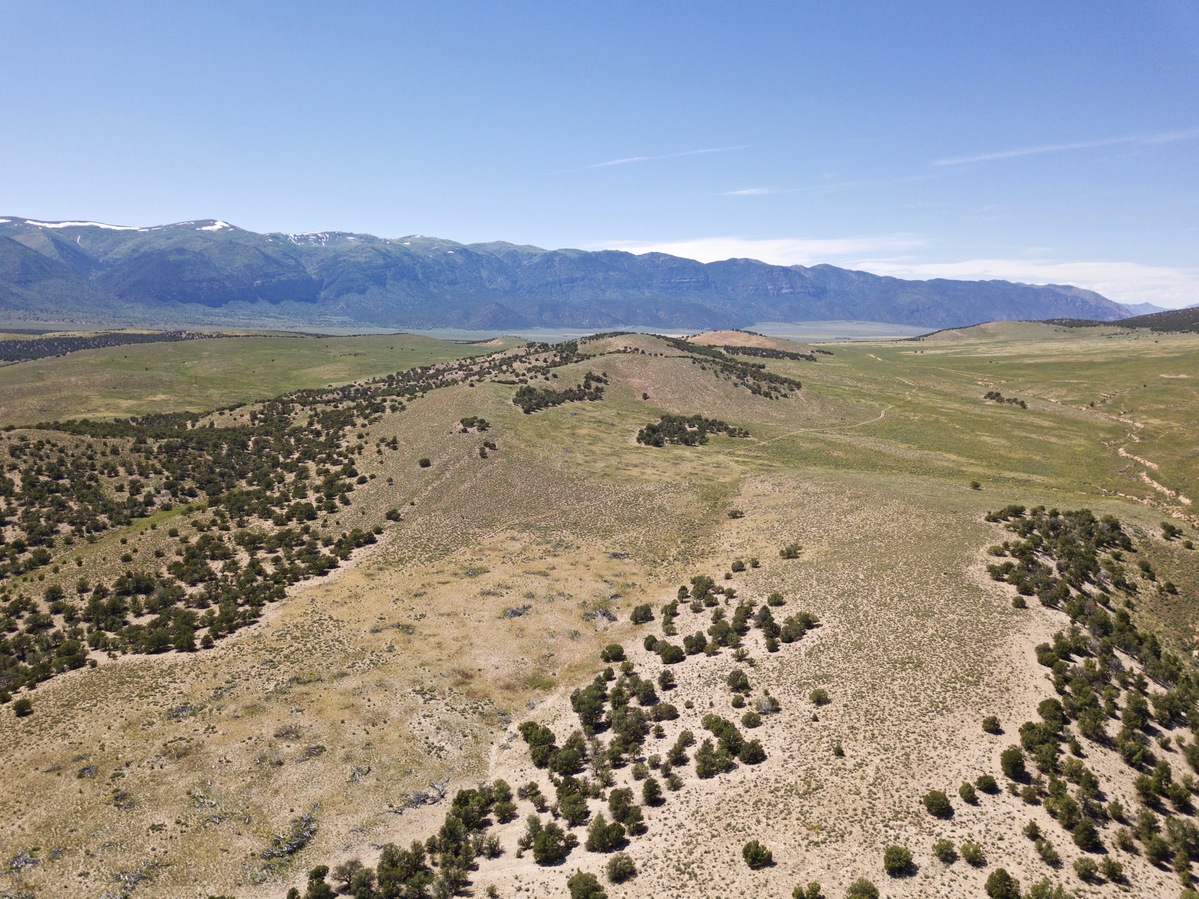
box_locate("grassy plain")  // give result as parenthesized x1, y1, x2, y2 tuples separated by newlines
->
(0, 323, 1196, 899)
(0, 332, 517, 425)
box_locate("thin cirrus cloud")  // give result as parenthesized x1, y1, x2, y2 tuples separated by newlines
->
(575, 144, 756, 171)
(933, 127, 1199, 167)
(723, 186, 794, 196)
(723, 174, 937, 196)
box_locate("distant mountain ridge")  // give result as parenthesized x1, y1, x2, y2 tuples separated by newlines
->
(0, 216, 1135, 330)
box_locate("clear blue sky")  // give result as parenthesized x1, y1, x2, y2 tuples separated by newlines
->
(3, 1, 1197, 306)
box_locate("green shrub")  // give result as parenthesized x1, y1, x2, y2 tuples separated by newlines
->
(558, 792, 589, 828)
(1072, 857, 1098, 882)
(1027, 878, 1073, 899)
(959, 782, 978, 804)
(629, 604, 654, 624)
(532, 822, 577, 865)
(567, 870, 607, 899)
(882, 845, 912, 876)
(648, 701, 677, 721)
(975, 774, 999, 793)
(1000, 745, 1026, 780)
(1099, 857, 1123, 883)
(738, 740, 767, 765)
(1035, 838, 1060, 868)
(845, 878, 879, 899)
(584, 814, 625, 853)
(779, 542, 802, 559)
(960, 842, 985, 866)
(922, 790, 952, 819)
(809, 688, 830, 706)
(932, 839, 956, 863)
(12, 697, 32, 717)
(599, 643, 625, 663)
(742, 840, 774, 869)
(606, 852, 636, 883)
(985, 868, 1021, 899)
(1071, 818, 1101, 852)
(642, 777, 663, 806)
(981, 715, 1002, 734)
(657, 642, 685, 664)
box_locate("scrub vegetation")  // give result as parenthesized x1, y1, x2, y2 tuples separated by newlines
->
(1, 322, 1197, 898)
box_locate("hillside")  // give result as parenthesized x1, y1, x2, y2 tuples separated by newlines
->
(0, 218, 1133, 331)
(1110, 307, 1199, 333)
(1, 325, 1198, 899)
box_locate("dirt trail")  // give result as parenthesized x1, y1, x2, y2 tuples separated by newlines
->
(1111, 426, 1193, 507)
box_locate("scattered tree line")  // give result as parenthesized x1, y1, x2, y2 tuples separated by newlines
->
(983, 390, 1027, 409)
(719, 345, 817, 363)
(288, 557, 819, 897)
(658, 337, 803, 399)
(513, 372, 607, 414)
(0, 330, 211, 365)
(635, 415, 749, 447)
(0, 338, 588, 697)
(978, 504, 1199, 893)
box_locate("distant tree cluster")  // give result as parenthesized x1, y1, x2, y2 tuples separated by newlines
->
(636, 415, 749, 447)
(513, 371, 607, 413)
(983, 390, 1027, 409)
(658, 337, 802, 398)
(0, 330, 209, 365)
(719, 345, 817, 363)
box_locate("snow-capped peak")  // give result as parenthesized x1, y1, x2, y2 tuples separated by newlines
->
(20, 219, 143, 231)
(197, 220, 232, 231)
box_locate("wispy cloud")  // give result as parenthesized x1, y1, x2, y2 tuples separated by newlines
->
(933, 127, 1199, 166)
(597, 236, 1199, 307)
(723, 173, 937, 196)
(576, 144, 755, 171)
(848, 257, 1199, 308)
(597, 234, 927, 266)
(723, 186, 792, 196)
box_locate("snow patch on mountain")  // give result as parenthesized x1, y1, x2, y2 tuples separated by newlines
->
(22, 219, 142, 231)
(198, 221, 232, 231)
(281, 232, 362, 245)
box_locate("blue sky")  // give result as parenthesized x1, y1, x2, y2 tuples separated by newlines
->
(2, 1, 1197, 306)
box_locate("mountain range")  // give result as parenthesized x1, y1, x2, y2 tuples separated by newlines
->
(0, 217, 1138, 330)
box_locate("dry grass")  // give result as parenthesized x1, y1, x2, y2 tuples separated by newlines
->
(2, 324, 1197, 898)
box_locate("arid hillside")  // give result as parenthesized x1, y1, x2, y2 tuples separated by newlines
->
(1, 325, 1197, 899)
